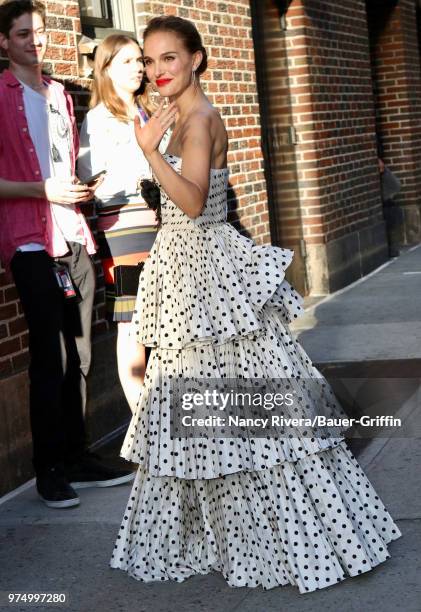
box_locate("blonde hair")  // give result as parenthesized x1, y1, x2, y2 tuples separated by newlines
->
(90, 34, 154, 121)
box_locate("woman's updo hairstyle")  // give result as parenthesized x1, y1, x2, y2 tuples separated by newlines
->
(143, 15, 208, 75)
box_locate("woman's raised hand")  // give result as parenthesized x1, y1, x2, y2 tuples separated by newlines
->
(134, 100, 177, 157)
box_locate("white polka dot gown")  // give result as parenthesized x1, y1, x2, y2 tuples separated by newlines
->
(110, 155, 401, 593)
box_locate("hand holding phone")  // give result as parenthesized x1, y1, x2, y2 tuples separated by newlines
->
(84, 170, 107, 187)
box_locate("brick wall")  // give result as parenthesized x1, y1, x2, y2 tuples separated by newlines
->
(43, 0, 80, 76)
(246, 0, 388, 293)
(269, 0, 387, 292)
(0, 275, 28, 377)
(250, 0, 309, 291)
(291, 0, 382, 241)
(367, 0, 421, 245)
(135, 0, 271, 242)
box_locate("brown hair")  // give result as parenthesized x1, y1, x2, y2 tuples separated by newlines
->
(90, 34, 154, 121)
(0, 0, 46, 37)
(143, 15, 208, 76)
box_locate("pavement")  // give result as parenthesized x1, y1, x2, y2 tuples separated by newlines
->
(292, 244, 421, 365)
(1, 246, 420, 612)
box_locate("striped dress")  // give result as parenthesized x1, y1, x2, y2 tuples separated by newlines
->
(78, 102, 168, 321)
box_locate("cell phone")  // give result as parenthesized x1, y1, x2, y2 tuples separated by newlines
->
(84, 170, 106, 187)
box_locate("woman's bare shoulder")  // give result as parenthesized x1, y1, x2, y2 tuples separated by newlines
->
(187, 105, 226, 140)
(192, 103, 224, 124)
(190, 105, 227, 163)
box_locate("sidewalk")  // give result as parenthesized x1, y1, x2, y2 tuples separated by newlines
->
(292, 244, 421, 366)
(1, 247, 420, 612)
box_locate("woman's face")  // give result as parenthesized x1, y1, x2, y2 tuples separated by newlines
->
(107, 41, 144, 94)
(143, 31, 200, 97)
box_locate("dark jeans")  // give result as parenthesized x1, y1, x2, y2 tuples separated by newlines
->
(11, 243, 96, 474)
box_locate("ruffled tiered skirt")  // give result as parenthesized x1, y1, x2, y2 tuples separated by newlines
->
(111, 222, 401, 592)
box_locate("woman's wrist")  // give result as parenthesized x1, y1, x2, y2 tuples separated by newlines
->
(145, 149, 162, 165)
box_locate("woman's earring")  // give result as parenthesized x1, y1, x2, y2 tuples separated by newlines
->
(191, 69, 196, 87)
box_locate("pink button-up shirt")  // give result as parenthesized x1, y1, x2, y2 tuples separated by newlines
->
(0, 69, 96, 271)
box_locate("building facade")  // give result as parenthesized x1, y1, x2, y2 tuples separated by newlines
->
(1, 0, 421, 494)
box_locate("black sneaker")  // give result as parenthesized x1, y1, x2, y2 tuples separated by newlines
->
(64, 452, 135, 489)
(36, 467, 80, 509)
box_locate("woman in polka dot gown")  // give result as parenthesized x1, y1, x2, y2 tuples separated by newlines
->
(110, 15, 401, 593)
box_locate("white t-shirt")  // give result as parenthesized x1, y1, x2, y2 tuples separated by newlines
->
(19, 80, 85, 249)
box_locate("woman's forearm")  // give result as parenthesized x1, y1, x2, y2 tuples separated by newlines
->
(0, 178, 45, 199)
(146, 151, 207, 219)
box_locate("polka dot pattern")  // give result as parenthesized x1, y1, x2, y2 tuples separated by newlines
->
(112, 155, 401, 592)
(131, 155, 303, 349)
(121, 313, 348, 479)
(111, 444, 401, 593)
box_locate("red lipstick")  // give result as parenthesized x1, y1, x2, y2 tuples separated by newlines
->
(156, 78, 172, 87)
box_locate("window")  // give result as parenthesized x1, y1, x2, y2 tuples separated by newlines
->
(79, 0, 113, 29)
(78, 0, 135, 38)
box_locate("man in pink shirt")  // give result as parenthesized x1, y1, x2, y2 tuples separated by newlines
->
(0, 0, 133, 507)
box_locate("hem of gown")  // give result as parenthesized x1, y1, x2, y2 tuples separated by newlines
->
(111, 532, 401, 593)
(110, 442, 402, 594)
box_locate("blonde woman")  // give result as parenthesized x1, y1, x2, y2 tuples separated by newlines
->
(78, 34, 168, 410)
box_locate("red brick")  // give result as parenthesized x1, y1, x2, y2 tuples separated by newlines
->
(0, 358, 12, 378)
(62, 48, 77, 62)
(0, 337, 20, 357)
(4, 286, 18, 301)
(12, 351, 30, 371)
(0, 324, 7, 340)
(8, 317, 28, 337)
(20, 332, 29, 350)
(0, 303, 17, 320)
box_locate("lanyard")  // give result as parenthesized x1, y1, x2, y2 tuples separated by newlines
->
(137, 104, 149, 124)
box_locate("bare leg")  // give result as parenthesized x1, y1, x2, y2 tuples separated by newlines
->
(116, 322, 146, 413)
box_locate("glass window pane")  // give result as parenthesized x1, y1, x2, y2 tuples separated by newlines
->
(79, 0, 107, 20)
(112, 0, 134, 32)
